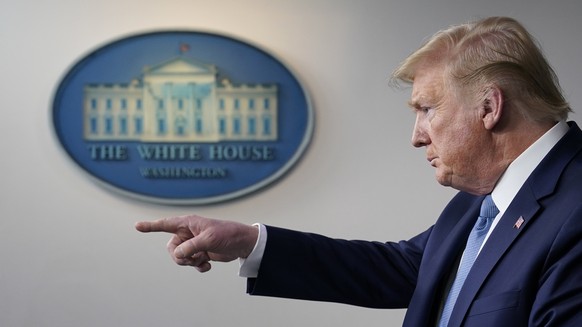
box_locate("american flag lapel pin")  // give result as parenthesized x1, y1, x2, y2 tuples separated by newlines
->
(514, 216, 525, 229)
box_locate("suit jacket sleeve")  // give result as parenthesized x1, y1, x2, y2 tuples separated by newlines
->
(246, 224, 433, 308)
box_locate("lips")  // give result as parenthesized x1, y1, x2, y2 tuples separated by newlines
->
(427, 157, 437, 167)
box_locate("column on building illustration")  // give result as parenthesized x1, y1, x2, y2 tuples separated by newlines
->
(216, 78, 277, 141)
(83, 80, 143, 141)
(140, 57, 220, 142)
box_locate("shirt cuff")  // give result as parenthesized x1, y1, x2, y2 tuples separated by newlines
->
(238, 223, 267, 278)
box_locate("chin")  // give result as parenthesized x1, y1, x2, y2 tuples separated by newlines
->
(434, 174, 452, 188)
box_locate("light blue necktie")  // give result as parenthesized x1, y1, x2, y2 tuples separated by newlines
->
(438, 195, 499, 327)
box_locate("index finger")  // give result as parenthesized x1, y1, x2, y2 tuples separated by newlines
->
(135, 217, 178, 233)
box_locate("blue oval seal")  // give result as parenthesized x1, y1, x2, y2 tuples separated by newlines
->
(52, 31, 313, 205)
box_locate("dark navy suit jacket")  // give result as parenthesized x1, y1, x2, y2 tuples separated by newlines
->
(248, 122, 582, 326)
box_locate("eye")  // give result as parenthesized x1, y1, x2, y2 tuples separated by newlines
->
(420, 106, 432, 114)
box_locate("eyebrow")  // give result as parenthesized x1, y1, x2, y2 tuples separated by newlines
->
(408, 90, 430, 108)
(408, 91, 443, 111)
(408, 98, 428, 111)
(407, 100, 419, 109)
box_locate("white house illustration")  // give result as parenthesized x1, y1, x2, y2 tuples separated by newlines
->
(83, 56, 278, 142)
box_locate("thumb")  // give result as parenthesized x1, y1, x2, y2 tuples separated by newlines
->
(174, 234, 208, 259)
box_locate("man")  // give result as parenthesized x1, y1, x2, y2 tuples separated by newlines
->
(136, 17, 582, 326)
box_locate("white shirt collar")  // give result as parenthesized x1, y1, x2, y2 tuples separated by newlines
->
(491, 120, 569, 214)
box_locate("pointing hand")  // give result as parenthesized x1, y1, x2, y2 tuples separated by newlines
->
(135, 215, 259, 272)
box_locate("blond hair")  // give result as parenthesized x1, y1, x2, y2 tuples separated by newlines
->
(392, 16, 571, 122)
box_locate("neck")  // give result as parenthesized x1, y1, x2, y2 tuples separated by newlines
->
(486, 120, 556, 190)
(464, 119, 557, 196)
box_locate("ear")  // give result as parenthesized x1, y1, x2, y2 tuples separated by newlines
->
(480, 85, 503, 130)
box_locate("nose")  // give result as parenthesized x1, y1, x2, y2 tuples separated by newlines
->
(411, 114, 430, 148)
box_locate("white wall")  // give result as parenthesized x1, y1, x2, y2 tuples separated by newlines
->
(2, 0, 581, 326)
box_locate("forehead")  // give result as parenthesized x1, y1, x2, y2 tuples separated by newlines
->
(409, 65, 446, 108)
